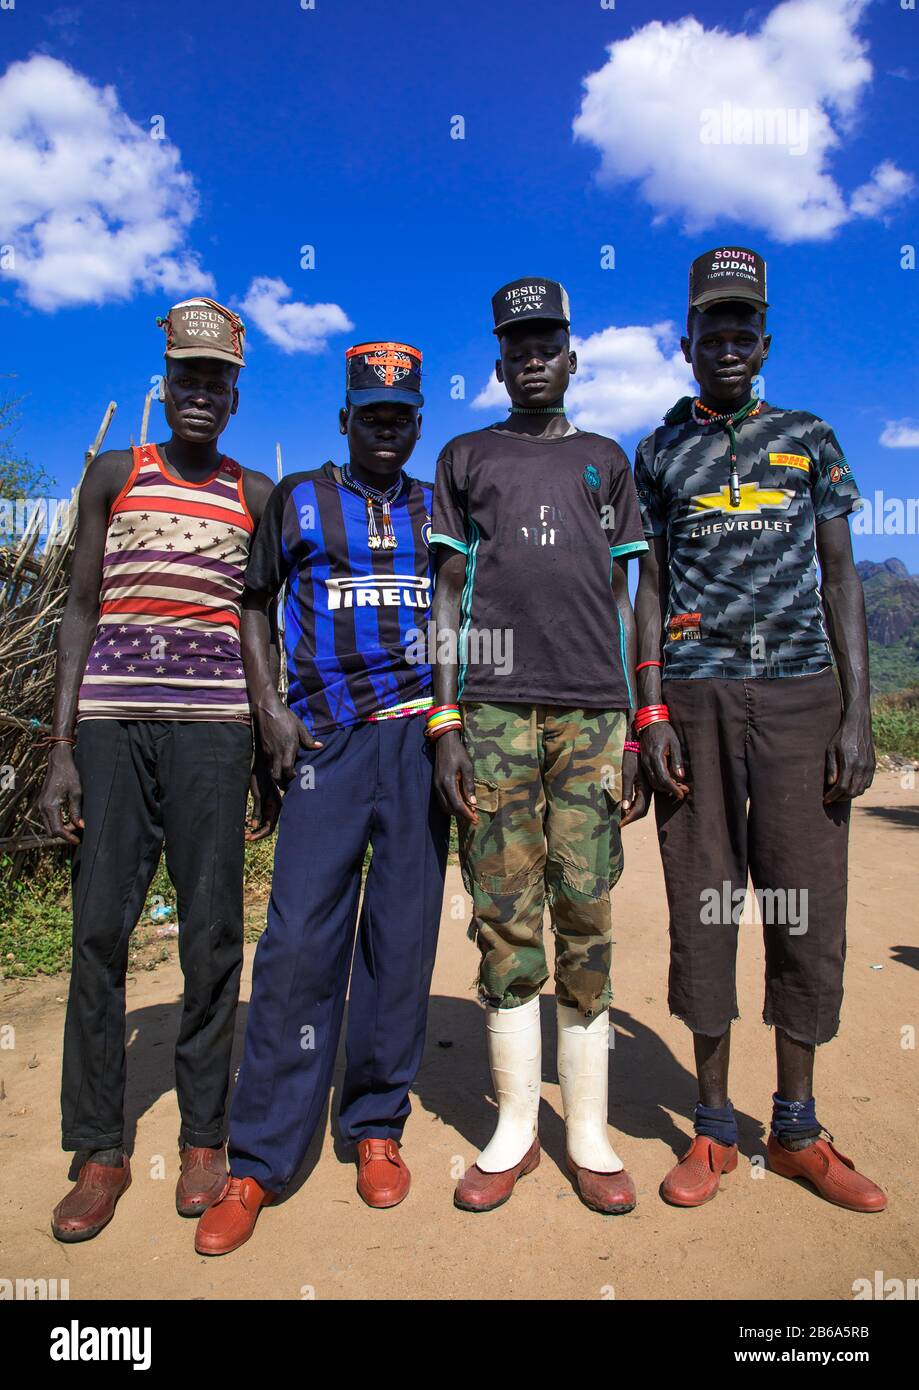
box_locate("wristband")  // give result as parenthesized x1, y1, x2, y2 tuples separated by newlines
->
(425, 705, 462, 740)
(35, 734, 76, 748)
(634, 704, 670, 732)
(623, 739, 640, 753)
(426, 720, 463, 741)
(635, 660, 664, 672)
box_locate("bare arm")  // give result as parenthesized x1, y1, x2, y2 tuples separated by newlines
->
(241, 589, 322, 787)
(612, 556, 642, 824)
(633, 536, 688, 802)
(38, 450, 131, 843)
(431, 546, 477, 822)
(817, 514, 874, 802)
(239, 468, 286, 835)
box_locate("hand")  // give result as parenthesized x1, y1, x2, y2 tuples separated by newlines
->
(38, 744, 84, 845)
(256, 694, 323, 785)
(620, 748, 651, 826)
(434, 730, 478, 823)
(825, 709, 875, 803)
(639, 720, 689, 800)
(246, 756, 282, 841)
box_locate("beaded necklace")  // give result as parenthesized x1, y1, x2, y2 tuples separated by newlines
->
(341, 464, 404, 550)
(691, 397, 763, 508)
(509, 405, 567, 415)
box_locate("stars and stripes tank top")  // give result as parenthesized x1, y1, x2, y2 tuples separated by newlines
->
(77, 443, 253, 722)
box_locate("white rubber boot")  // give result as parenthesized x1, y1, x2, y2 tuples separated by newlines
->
(476, 994, 542, 1173)
(556, 1003, 623, 1172)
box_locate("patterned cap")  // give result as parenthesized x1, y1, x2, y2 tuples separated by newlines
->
(345, 341, 423, 407)
(491, 277, 571, 335)
(689, 248, 769, 312)
(159, 298, 246, 368)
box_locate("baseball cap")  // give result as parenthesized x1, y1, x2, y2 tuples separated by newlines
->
(491, 278, 571, 335)
(159, 298, 246, 367)
(345, 341, 424, 407)
(689, 248, 769, 312)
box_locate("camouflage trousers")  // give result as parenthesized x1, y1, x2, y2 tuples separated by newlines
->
(458, 703, 627, 1017)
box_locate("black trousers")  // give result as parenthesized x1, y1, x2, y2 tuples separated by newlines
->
(62, 720, 252, 1151)
(655, 670, 849, 1047)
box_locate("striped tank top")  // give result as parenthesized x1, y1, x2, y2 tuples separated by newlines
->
(77, 444, 253, 722)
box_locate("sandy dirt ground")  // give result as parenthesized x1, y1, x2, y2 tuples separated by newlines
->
(1, 771, 916, 1302)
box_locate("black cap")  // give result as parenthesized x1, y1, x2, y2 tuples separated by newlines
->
(491, 277, 571, 335)
(689, 247, 769, 311)
(345, 341, 424, 407)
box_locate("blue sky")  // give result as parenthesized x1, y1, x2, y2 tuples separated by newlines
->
(3, 0, 918, 566)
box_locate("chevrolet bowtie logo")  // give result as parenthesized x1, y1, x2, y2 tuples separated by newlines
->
(690, 482, 793, 515)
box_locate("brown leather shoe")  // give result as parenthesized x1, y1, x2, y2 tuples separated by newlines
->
(454, 1138, 540, 1212)
(176, 1144, 228, 1217)
(767, 1135, 887, 1212)
(661, 1135, 738, 1207)
(356, 1138, 411, 1209)
(194, 1176, 276, 1256)
(566, 1156, 636, 1214)
(51, 1154, 131, 1243)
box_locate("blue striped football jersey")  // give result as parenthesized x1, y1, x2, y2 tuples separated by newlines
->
(245, 463, 434, 732)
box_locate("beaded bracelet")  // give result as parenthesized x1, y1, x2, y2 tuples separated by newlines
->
(623, 739, 641, 753)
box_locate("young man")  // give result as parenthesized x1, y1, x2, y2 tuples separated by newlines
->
(431, 279, 647, 1215)
(195, 341, 449, 1256)
(629, 248, 886, 1211)
(38, 298, 279, 1242)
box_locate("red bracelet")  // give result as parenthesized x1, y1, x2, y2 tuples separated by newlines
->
(635, 660, 664, 672)
(634, 704, 670, 731)
(623, 739, 640, 753)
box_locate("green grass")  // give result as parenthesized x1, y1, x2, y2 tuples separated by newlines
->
(868, 640, 919, 695)
(872, 687, 919, 761)
(0, 837, 280, 979)
(0, 808, 459, 979)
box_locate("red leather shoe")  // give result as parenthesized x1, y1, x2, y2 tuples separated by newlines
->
(356, 1138, 411, 1209)
(51, 1155, 131, 1243)
(566, 1157, 636, 1214)
(194, 1176, 276, 1255)
(767, 1135, 887, 1212)
(661, 1135, 738, 1207)
(454, 1138, 541, 1212)
(176, 1144, 228, 1217)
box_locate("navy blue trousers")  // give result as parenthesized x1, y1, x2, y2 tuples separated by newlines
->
(228, 715, 449, 1193)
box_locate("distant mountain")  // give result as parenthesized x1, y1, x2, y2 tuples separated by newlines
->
(855, 559, 919, 693)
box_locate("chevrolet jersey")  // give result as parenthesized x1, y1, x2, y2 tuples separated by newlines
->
(245, 463, 434, 732)
(633, 404, 861, 678)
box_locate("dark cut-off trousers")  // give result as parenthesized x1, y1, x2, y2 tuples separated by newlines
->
(62, 719, 252, 1151)
(654, 669, 850, 1046)
(228, 715, 449, 1195)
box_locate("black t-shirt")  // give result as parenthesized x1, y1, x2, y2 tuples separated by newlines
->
(634, 403, 861, 678)
(431, 426, 648, 708)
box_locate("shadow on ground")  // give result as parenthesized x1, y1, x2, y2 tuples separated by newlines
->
(112, 992, 767, 1188)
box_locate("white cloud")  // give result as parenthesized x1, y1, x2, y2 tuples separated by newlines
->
(849, 160, 915, 218)
(572, 0, 914, 243)
(0, 55, 213, 310)
(239, 277, 353, 354)
(880, 419, 919, 449)
(472, 322, 694, 439)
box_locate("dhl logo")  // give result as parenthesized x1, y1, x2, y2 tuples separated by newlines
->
(769, 452, 810, 473)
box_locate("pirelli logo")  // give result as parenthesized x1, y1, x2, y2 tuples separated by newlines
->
(769, 452, 810, 473)
(325, 575, 430, 610)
